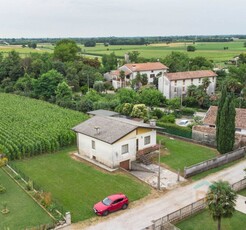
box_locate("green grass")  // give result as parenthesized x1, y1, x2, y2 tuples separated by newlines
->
(81, 41, 246, 63)
(176, 210, 246, 230)
(0, 169, 52, 230)
(238, 188, 246, 197)
(157, 135, 218, 172)
(11, 146, 151, 223)
(1, 41, 246, 63)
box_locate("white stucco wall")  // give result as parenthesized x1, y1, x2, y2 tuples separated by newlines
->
(158, 76, 171, 99)
(77, 129, 157, 169)
(158, 75, 216, 99)
(137, 130, 157, 150)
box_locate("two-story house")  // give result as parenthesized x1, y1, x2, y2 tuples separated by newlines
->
(158, 70, 217, 99)
(105, 62, 168, 89)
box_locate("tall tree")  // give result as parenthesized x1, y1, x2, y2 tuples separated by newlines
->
(102, 52, 118, 72)
(34, 69, 65, 101)
(206, 180, 237, 230)
(163, 52, 189, 72)
(216, 87, 236, 154)
(119, 70, 125, 88)
(54, 39, 80, 62)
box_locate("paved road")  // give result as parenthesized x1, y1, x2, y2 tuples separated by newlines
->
(68, 159, 246, 230)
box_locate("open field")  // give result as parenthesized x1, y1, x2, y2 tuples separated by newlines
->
(1, 40, 246, 63)
(0, 93, 87, 159)
(11, 146, 151, 223)
(176, 210, 246, 230)
(157, 135, 218, 172)
(0, 44, 53, 56)
(81, 40, 246, 63)
(0, 169, 53, 229)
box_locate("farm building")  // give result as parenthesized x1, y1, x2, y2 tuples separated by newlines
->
(72, 116, 160, 170)
(158, 70, 217, 99)
(104, 62, 168, 89)
(192, 106, 246, 147)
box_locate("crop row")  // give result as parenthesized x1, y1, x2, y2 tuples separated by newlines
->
(0, 93, 88, 159)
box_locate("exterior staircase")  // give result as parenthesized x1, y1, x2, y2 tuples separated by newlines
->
(138, 154, 152, 165)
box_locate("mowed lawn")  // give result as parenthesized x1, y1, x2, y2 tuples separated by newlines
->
(0, 169, 52, 229)
(176, 210, 246, 230)
(157, 135, 218, 172)
(11, 146, 151, 223)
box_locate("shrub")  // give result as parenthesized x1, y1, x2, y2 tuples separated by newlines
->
(121, 103, 133, 116)
(14, 174, 21, 180)
(130, 104, 148, 119)
(26, 180, 33, 191)
(151, 109, 164, 119)
(181, 107, 196, 116)
(187, 45, 196, 52)
(0, 157, 8, 167)
(159, 114, 175, 123)
(42, 192, 52, 207)
(0, 185, 6, 194)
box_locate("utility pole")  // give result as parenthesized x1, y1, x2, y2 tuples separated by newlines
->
(157, 140, 161, 190)
(87, 75, 89, 92)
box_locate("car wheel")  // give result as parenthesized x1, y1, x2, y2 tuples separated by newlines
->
(103, 210, 109, 216)
(122, 203, 128, 210)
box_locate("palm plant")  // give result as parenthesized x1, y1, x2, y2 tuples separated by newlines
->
(206, 180, 237, 230)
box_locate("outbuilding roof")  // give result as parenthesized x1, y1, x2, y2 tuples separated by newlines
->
(87, 109, 119, 117)
(72, 116, 158, 144)
(203, 106, 246, 130)
(166, 70, 217, 81)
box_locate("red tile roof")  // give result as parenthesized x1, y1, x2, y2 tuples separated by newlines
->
(124, 62, 168, 72)
(166, 70, 217, 81)
(110, 69, 132, 76)
(203, 106, 246, 129)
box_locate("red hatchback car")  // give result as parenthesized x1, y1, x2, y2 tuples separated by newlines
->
(93, 193, 128, 216)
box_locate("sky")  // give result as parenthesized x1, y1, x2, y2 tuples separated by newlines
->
(0, 0, 246, 38)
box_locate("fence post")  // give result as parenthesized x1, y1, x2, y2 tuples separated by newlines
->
(65, 212, 71, 225)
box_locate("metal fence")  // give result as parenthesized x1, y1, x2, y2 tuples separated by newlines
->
(184, 147, 246, 178)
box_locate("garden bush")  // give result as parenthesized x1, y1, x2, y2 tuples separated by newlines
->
(0, 185, 6, 194)
(181, 107, 196, 116)
(159, 114, 176, 123)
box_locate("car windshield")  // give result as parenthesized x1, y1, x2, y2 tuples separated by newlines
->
(179, 120, 188, 125)
(102, 197, 112, 206)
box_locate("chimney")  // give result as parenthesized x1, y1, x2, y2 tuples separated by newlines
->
(150, 119, 156, 127)
(94, 126, 100, 135)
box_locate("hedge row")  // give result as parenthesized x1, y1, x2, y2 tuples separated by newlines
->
(157, 122, 192, 139)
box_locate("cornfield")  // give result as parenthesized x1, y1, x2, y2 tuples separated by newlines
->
(0, 93, 88, 160)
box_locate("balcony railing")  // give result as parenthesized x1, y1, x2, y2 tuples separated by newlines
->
(137, 144, 160, 156)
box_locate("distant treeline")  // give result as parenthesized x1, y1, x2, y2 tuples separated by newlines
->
(1, 35, 246, 46)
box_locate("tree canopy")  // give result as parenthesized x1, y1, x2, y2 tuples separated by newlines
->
(206, 180, 237, 230)
(54, 39, 80, 62)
